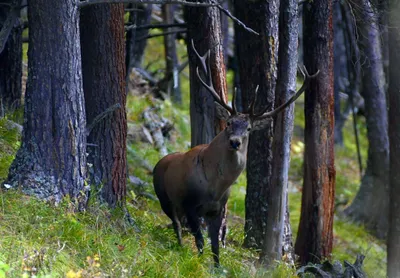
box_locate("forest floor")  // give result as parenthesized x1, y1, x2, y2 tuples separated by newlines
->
(0, 38, 387, 277)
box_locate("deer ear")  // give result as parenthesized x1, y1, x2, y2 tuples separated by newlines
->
(251, 118, 271, 131)
(215, 102, 231, 121)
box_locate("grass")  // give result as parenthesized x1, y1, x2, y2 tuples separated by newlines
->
(0, 39, 387, 277)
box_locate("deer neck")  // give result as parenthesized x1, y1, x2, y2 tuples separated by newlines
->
(200, 130, 247, 192)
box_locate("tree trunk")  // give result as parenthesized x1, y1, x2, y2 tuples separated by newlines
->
(233, 32, 243, 112)
(125, 4, 152, 80)
(0, 2, 22, 114)
(233, 0, 279, 249)
(343, 0, 389, 239)
(387, 1, 400, 276)
(184, 1, 228, 147)
(80, 3, 127, 207)
(261, 0, 297, 265)
(6, 0, 87, 206)
(377, 0, 389, 90)
(162, 4, 181, 104)
(294, 0, 335, 264)
(333, 1, 347, 146)
(220, 0, 229, 67)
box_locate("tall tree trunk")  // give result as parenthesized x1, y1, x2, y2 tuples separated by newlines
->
(162, 4, 181, 104)
(6, 0, 87, 206)
(377, 0, 389, 89)
(294, 0, 335, 264)
(184, 1, 227, 147)
(233, 32, 243, 112)
(343, 0, 389, 239)
(220, 0, 229, 67)
(387, 1, 400, 276)
(0, 2, 22, 114)
(333, 1, 348, 146)
(125, 4, 152, 80)
(80, 3, 127, 207)
(184, 0, 228, 244)
(261, 0, 297, 265)
(233, 0, 279, 249)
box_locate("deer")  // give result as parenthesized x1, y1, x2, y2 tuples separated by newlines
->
(153, 40, 318, 267)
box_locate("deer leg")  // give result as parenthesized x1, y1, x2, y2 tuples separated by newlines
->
(219, 203, 228, 248)
(207, 210, 224, 267)
(185, 207, 204, 254)
(171, 209, 182, 245)
(155, 189, 182, 245)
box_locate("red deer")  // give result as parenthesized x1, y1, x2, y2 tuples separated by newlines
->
(153, 41, 318, 267)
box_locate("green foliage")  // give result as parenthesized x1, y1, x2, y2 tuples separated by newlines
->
(0, 261, 10, 278)
(0, 118, 21, 183)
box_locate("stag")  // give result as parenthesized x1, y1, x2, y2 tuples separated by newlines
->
(153, 41, 318, 267)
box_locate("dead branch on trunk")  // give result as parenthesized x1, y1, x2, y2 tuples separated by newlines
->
(125, 22, 186, 31)
(217, 4, 259, 36)
(135, 29, 186, 41)
(78, 0, 223, 8)
(86, 103, 121, 136)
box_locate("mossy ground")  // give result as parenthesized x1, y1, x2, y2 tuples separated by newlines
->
(0, 37, 386, 277)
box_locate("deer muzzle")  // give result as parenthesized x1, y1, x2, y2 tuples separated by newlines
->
(229, 138, 242, 150)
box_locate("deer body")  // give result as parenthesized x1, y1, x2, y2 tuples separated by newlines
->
(153, 122, 249, 264)
(154, 126, 248, 216)
(153, 41, 317, 267)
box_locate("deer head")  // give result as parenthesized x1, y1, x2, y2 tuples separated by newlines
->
(191, 40, 319, 152)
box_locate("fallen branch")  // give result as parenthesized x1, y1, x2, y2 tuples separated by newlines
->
(129, 175, 149, 187)
(137, 191, 157, 200)
(4, 119, 23, 134)
(124, 207, 141, 232)
(127, 146, 154, 174)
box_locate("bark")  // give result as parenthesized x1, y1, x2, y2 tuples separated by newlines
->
(233, 30, 243, 112)
(233, 0, 279, 249)
(0, 2, 22, 114)
(261, 0, 297, 265)
(377, 0, 389, 89)
(125, 4, 152, 79)
(387, 1, 400, 276)
(220, 0, 229, 66)
(80, 4, 127, 207)
(184, 0, 228, 147)
(343, 0, 389, 239)
(6, 0, 87, 206)
(333, 1, 347, 145)
(294, 0, 335, 264)
(162, 4, 181, 104)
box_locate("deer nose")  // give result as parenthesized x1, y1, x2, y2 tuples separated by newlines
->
(230, 139, 241, 150)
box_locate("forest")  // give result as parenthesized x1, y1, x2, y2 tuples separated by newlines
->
(0, 0, 399, 277)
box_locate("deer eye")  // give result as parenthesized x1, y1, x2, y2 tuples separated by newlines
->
(247, 127, 251, 131)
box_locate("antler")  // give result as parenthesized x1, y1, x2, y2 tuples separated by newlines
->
(250, 65, 319, 119)
(191, 40, 237, 115)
